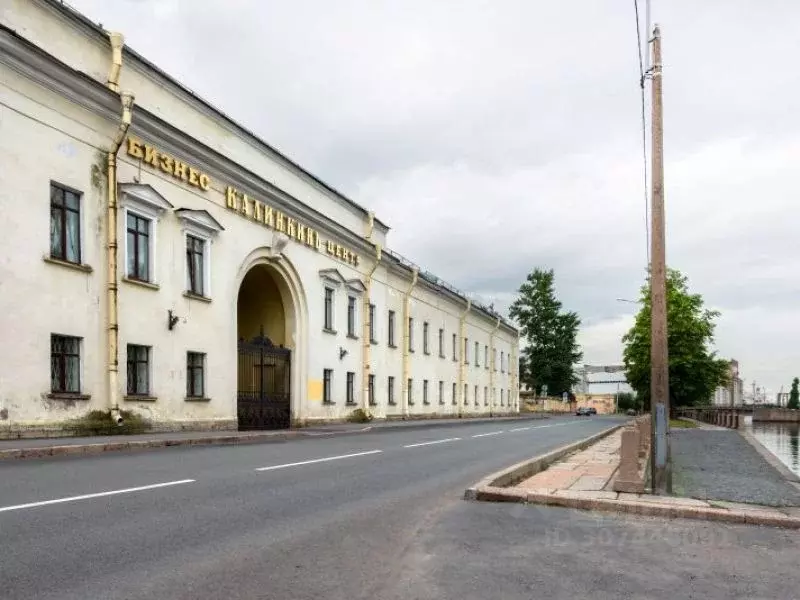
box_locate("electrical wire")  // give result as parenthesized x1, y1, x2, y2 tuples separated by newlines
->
(634, 0, 650, 267)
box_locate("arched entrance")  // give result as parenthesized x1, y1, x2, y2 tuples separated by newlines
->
(236, 263, 294, 430)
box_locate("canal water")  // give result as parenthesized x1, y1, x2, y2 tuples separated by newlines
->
(748, 420, 800, 477)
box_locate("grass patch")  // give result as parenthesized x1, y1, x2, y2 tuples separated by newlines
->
(670, 418, 698, 429)
(346, 408, 374, 423)
(65, 410, 150, 436)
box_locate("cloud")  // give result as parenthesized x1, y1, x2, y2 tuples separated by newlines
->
(68, 0, 800, 394)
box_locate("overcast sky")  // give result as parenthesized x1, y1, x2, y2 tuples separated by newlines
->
(70, 0, 800, 396)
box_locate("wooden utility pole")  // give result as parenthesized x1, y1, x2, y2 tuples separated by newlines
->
(649, 24, 671, 494)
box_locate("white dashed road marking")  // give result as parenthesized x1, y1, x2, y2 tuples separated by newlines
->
(403, 437, 461, 449)
(255, 450, 383, 472)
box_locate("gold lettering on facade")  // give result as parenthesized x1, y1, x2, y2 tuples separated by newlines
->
(225, 186, 238, 209)
(159, 154, 174, 175)
(188, 168, 200, 186)
(336, 244, 343, 259)
(286, 218, 296, 238)
(144, 145, 159, 168)
(198, 174, 210, 191)
(263, 205, 274, 228)
(240, 194, 250, 217)
(127, 137, 144, 159)
(252, 200, 263, 223)
(275, 212, 286, 233)
(173, 161, 188, 181)
(326, 241, 335, 255)
(297, 224, 306, 244)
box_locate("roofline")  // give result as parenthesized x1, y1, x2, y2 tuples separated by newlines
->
(45, 0, 391, 234)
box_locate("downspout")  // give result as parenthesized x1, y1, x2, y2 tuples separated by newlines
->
(489, 316, 500, 416)
(401, 267, 418, 418)
(457, 299, 471, 418)
(511, 331, 520, 413)
(362, 243, 381, 415)
(106, 31, 133, 426)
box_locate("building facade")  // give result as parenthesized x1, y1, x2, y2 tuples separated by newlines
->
(711, 359, 743, 407)
(0, 0, 519, 434)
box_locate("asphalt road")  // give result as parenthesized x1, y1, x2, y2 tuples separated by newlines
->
(2, 415, 796, 600)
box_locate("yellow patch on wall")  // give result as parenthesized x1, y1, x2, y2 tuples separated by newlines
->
(308, 379, 323, 401)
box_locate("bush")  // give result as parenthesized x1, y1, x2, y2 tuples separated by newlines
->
(65, 409, 150, 436)
(346, 408, 374, 424)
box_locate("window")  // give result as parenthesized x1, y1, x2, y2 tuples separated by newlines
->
(438, 380, 444, 405)
(126, 344, 151, 396)
(50, 334, 80, 393)
(501, 388, 505, 406)
(49, 183, 81, 264)
(126, 212, 151, 282)
(423, 379, 429, 405)
(408, 378, 414, 405)
(501, 351, 505, 373)
(474, 341, 479, 366)
(494, 349, 498, 371)
(388, 311, 396, 347)
(484, 345, 488, 369)
(347, 296, 357, 337)
(186, 235, 206, 296)
(452, 382, 457, 405)
(187, 352, 205, 398)
(438, 328, 445, 358)
(346, 371, 355, 404)
(484, 386, 488, 406)
(452, 334, 457, 361)
(423, 322, 430, 355)
(474, 384, 479, 406)
(368, 374, 376, 406)
(464, 338, 469, 364)
(508, 388, 512, 408)
(369, 303, 377, 343)
(408, 317, 414, 352)
(388, 376, 396, 405)
(324, 287, 334, 331)
(323, 369, 333, 403)
(464, 383, 468, 407)
(493, 387, 496, 406)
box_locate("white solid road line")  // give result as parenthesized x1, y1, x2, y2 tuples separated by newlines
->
(403, 437, 461, 448)
(472, 431, 505, 438)
(509, 427, 531, 432)
(255, 449, 383, 471)
(0, 479, 196, 514)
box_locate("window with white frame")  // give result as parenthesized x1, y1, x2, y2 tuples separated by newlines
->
(346, 371, 355, 404)
(324, 287, 335, 331)
(119, 184, 173, 285)
(368, 374, 376, 406)
(49, 183, 82, 264)
(438, 328, 445, 358)
(439, 380, 444, 405)
(501, 351, 505, 373)
(50, 334, 81, 394)
(176, 208, 222, 298)
(347, 296, 357, 337)
(423, 379, 429, 405)
(474, 341, 479, 366)
(423, 322, 430, 355)
(126, 344, 151, 396)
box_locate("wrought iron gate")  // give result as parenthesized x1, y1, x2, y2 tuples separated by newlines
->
(237, 334, 291, 430)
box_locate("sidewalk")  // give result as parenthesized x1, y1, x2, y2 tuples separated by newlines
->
(468, 423, 800, 529)
(0, 413, 548, 460)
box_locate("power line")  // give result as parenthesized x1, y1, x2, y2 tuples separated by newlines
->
(634, 0, 650, 268)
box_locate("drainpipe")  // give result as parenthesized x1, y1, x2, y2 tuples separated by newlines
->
(489, 316, 500, 416)
(106, 31, 133, 426)
(401, 267, 418, 418)
(512, 331, 521, 412)
(362, 243, 381, 415)
(457, 299, 471, 418)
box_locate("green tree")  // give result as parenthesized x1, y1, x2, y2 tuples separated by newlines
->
(622, 269, 729, 410)
(510, 268, 582, 396)
(615, 392, 642, 413)
(789, 377, 799, 410)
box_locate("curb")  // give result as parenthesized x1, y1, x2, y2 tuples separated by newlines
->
(0, 413, 553, 461)
(464, 422, 625, 499)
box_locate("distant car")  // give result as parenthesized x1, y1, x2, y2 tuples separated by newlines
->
(626, 409, 636, 416)
(587, 407, 597, 415)
(576, 407, 591, 416)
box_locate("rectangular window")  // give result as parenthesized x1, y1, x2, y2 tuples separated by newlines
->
(484, 386, 488, 406)
(368, 374, 376, 406)
(484, 345, 488, 369)
(423, 379, 429, 405)
(501, 351, 505, 373)
(347, 296, 357, 337)
(323, 369, 333, 403)
(187, 352, 205, 398)
(494, 349, 498, 371)
(508, 389, 512, 408)
(452, 382, 457, 405)
(438, 380, 444, 405)
(49, 183, 81, 264)
(346, 371, 355, 404)
(50, 334, 80, 393)
(369, 303, 377, 343)
(501, 388, 505, 406)
(474, 384, 479, 406)
(408, 378, 414, 405)
(388, 376, 396, 405)
(388, 310, 396, 347)
(464, 338, 469, 364)
(126, 212, 151, 282)
(438, 328, 445, 358)
(474, 341, 479, 366)
(186, 234, 206, 296)
(452, 334, 457, 361)
(126, 344, 150, 396)
(408, 317, 414, 352)
(464, 383, 468, 407)
(423, 322, 430, 355)
(324, 287, 334, 331)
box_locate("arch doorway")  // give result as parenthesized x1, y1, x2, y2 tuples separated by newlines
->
(236, 264, 293, 430)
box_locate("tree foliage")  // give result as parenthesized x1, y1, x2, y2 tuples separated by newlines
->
(622, 269, 729, 409)
(789, 377, 799, 410)
(510, 268, 582, 396)
(615, 392, 643, 413)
